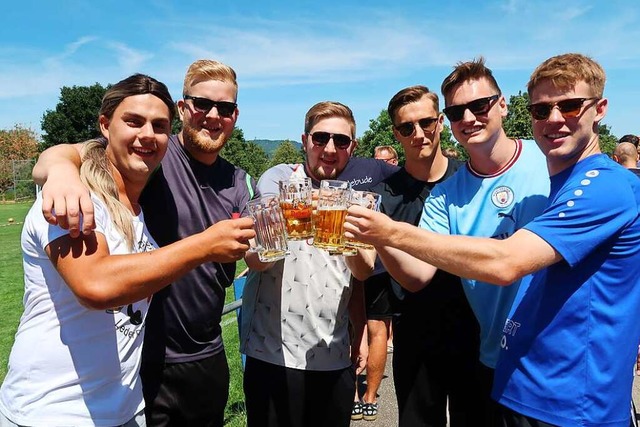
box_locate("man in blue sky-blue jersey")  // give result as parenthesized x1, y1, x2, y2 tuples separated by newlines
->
(348, 58, 551, 425)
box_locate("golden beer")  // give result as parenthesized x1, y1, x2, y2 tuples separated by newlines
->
(281, 201, 314, 240)
(313, 207, 347, 250)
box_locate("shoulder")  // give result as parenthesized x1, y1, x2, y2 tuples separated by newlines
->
(565, 155, 638, 198)
(341, 157, 399, 189)
(257, 164, 299, 194)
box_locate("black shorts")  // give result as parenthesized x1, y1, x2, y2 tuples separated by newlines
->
(140, 352, 229, 427)
(244, 356, 355, 427)
(364, 273, 398, 320)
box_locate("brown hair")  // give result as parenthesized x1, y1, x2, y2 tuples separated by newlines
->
(183, 59, 238, 100)
(441, 57, 502, 104)
(304, 101, 356, 138)
(387, 85, 439, 124)
(527, 53, 606, 98)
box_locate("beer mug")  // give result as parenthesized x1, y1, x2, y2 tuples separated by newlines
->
(345, 191, 382, 250)
(313, 180, 351, 251)
(246, 195, 289, 262)
(279, 177, 314, 240)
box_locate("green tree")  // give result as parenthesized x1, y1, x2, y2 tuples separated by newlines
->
(0, 125, 39, 193)
(269, 140, 304, 168)
(41, 83, 108, 150)
(503, 91, 533, 140)
(598, 124, 618, 156)
(355, 110, 398, 160)
(221, 128, 269, 178)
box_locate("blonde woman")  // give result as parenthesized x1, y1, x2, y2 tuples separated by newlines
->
(0, 74, 254, 427)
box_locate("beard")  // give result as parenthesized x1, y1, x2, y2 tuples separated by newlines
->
(310, 164, 338, 180)
(182, 120, 228, 155)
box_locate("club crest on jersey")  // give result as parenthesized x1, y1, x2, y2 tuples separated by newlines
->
(491, 186, 514, 208)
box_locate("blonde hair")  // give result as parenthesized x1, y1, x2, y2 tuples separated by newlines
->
(304, 101, 356, 138)
(527, 53, 606, 98)
(84, 73, 174, 250)
(374, 145, 398, 160)
(80, 139, 136, 249)
(183, 59, 238, 100)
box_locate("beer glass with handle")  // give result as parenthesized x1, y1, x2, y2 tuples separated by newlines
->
(279, 177, 314, 240)
(313, 180, 351, 251)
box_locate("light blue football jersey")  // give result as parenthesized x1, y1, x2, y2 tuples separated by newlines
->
(419, 139, 549, 368)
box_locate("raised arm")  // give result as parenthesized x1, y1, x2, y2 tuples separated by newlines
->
(49, 216, 256, 310)
(344, 205, 561, 286)
(375, 245, 437, 292)
(33, 143, 95, 237)
(344, 248, 376, 281)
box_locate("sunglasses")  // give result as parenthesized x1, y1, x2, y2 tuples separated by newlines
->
(443, 95, 500, 122)
(395, 117, 439, 138)
(527, 97, 600, 121)
(183, 95, 237, 118)
(309, 131, 353, 149)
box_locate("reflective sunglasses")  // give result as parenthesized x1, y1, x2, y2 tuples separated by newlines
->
(394, 117, 439, 138)
(443, 95, 500, 122)
(183, 95, 237, 118)
(527, 97, 600, 120)
(309, 131, 353, 149)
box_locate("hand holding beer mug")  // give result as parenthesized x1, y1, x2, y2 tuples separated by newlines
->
(279, 178, 314, 240)
(345, 191, 382, 250)
(313, 180, 351, 250)
(246, 195, 289, 262)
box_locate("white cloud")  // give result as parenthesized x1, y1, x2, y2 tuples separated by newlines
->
(105, 42, 154, 73)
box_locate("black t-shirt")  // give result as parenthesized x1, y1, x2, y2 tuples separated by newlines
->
(306, 156, 399, 190)
(369, 158, 480, 353)
(140, 135, 257, 364)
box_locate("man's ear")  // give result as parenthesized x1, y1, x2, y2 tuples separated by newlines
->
(301, 133, 308, 153)
(350, 139, 358, 154)
(99, 115, 110, 139)
(177, 100, 186, 123)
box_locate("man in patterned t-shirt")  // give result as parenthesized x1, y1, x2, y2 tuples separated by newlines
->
(241, 101, 396, 427)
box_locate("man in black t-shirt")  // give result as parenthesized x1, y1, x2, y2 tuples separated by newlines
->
(364, 86, 481, 426)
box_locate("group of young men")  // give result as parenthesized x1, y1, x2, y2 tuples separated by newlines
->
(33, 51, 640, 427)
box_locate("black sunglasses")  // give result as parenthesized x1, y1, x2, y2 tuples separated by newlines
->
(395, 117, 439, 138)
(443, 95, 500, 122)
(309, 131, 353, 149)
(183, 95, 237, 118)
(527, 97, 600, 121)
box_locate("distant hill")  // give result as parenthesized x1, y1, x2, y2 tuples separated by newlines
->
(251, 139, 302, 156)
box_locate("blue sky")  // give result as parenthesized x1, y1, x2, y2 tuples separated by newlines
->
(1, 0, 639, 142)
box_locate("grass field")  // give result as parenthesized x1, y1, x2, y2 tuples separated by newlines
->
(0, 202, 248, 426)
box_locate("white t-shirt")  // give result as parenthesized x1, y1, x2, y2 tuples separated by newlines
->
(240, 164, 354, 371)
(0, 194, 156, 426)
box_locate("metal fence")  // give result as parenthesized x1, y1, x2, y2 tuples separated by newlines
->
(0, 159, 36, 202)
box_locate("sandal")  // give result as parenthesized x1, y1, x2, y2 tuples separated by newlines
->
(363, 402, 378, 421)
(351, 401, 363, 420)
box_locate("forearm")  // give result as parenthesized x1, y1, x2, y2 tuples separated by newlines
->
(244, 251, 276, 271)
(376, 245, 435, 291)
(53, 217, 255, 309)
(33, 143, 82, 185)
(348, 278, 367, 346)
(54, 232, 215, 309)
(390, 222, 534, 285)
(344, 249, 376, 280)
